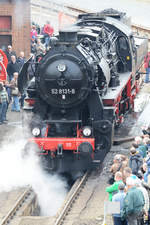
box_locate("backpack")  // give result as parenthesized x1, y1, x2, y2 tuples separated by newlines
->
(130, 156, 142, 175)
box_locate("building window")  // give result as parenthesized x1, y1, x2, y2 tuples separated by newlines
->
(0, 35, 12, 51)
(0, 16, 12, 31)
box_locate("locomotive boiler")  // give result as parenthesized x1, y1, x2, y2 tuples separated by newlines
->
(18, 9, 148, 173)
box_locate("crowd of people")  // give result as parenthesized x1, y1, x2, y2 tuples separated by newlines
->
(30, 21, 54, 54)
(0, 45, 26, 124)
(106, 126, 150, 225)
(0, 21, 54, 125)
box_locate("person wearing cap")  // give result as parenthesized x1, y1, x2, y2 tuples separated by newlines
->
(112, 183, 127, 225)
(106, 171, 124, 201)
(121, 177, 145, 225)
(5, 45, 17, 62)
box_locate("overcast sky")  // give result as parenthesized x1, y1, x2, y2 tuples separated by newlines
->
(56, 0, 150, 27)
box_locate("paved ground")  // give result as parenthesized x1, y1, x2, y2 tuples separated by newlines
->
(0, 107, 22, 143)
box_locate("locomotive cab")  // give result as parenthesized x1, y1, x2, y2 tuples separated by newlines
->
(117, 36, 132, 72)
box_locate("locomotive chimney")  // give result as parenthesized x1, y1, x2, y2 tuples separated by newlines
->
(59, 28, 78, 42)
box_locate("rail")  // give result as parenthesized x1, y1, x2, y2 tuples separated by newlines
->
(0, 187, 32, 225)
(54, 172, 89, 225)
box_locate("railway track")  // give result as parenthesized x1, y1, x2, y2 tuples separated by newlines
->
(54, 172, 89, 225)
(52, 138, 133, 225)
(52, 147, 119, 225)
(0, 186, 36, 225)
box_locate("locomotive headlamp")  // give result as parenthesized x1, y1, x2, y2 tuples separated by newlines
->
(32, 127, 41, 137)
(83, 126, 92, 137)
(57, 63, 66, 72)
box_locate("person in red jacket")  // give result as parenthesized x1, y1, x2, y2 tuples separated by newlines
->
(43, 21, 54, 50)
(144, 52, 150, 83)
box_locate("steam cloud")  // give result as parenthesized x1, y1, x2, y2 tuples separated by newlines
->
(0, 126, 68, 216)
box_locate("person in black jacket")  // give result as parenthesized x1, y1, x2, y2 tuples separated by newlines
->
(129, 147, 143, 176)
(7, 55, 20, 81)
(17, 51, 27, 108)
(17, 51, 26, 71)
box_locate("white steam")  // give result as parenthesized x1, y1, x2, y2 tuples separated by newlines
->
(0, 128, 68, 216)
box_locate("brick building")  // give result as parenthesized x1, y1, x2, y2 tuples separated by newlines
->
(0, 0, 31, 58)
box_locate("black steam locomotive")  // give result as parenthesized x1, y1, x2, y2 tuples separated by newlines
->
(19, 9, 148, 173)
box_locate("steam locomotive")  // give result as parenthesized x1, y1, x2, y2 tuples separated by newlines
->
(18, 9, 148, 173)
